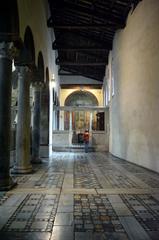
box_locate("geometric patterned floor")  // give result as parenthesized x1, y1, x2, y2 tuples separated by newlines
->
(0, 152, 159, 239)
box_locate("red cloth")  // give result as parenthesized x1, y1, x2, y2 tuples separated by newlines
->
(83, 132, 89, 143)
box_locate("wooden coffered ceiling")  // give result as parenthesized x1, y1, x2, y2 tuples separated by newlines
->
(48, 0, 142, 81)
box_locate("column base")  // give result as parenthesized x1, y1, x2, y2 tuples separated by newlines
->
(0, 177, 17, 191)
(31, 157, 42, 164)
(11, 164, 33, 174)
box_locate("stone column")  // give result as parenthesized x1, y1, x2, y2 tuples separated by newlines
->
(0, 42, 16, 190)
(69, 111, 72, 131)
(55, 110, 57, 130)
(89, 112, 93, 132)
(60, 110, 65, 131)
(52, 109, 56, 130)
(12, 66, 32, 173)
(40, 83, 50, 157)
(57, 110, 60, 130)
(32, 83, 42, 163)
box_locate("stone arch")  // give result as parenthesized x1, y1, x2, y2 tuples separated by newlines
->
(0, 0, 19, 42)
(24, 26, 35, 64)
(38, 52, 44, 83)
(65, 90, 98, 106)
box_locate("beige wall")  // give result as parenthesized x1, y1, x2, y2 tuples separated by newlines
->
(109, 0, 159, 172)
(60, 88, 103, 106)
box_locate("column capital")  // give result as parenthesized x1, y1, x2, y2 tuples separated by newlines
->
(17, 65, 30, 71)
(16, 66, 32, 88)
(14, 46, 33, 67)
(41, 82, 49, 90)
(17, 65, 30, 78)
(30, 66, 44, 87)
(32, 81, 44, 89)
(0, 42, 17, 60)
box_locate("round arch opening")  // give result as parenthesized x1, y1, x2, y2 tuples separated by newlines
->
(24, 26, 35, 64)
(38, 51, 44, 82)
(65, 90, 98, 107)
(45, 67, 49, 85)
(64, 90, 100, 131)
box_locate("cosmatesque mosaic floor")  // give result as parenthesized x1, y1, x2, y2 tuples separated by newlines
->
(1, 152, 159, 239)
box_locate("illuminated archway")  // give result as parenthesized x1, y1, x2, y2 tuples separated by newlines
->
(65, 90, 98, 107)
(64, 91, 98, 131)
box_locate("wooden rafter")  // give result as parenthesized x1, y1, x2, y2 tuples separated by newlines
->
(48, 0, 142, 81)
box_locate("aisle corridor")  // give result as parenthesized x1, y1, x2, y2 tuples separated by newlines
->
(0, 152, 159, 240)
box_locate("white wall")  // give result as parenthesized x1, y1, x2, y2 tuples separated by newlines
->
(109, 0, 159, 172)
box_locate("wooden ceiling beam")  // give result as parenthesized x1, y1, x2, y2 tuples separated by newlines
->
(56, 62, 106, 66)
(52, 24, 124, 30)
(52, 37, 112, 50)
(61, 64, 105, 75)
(49, 2, 125, 28)
(59, 68, 103, 81)
(53, 46, 109, 51)
(59, 72, 82, 76)
(52, 38, 112, 51)
(58, 68, 104, 76)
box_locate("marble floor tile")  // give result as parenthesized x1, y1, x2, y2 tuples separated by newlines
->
(0, 232, 51, 240)
(119, 216, 150, 240)
(75, 232, 93, 240)
(54, 213, 73, 226)
(51, 226, 73, 240)
(1, 152, 159, 239)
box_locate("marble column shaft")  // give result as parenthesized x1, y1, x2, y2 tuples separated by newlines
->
(13, 66, 32, 173)
(32, 84, 41, 163)
(40, 85, 49, 143)
(0, 42, 15, 190)
(89, 112, 93, 131)
(69, 111, 72, 131)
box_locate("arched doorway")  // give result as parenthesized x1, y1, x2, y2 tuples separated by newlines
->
(38, 51, 44, 83)
(24, 26, 35, 64)
(64, 90, 98, 132)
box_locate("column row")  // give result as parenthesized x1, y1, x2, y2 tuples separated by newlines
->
(0, 42, 49, 190)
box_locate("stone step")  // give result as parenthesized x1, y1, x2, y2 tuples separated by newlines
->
(52, 146, 95, 152)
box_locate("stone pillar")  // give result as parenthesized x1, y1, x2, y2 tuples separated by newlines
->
(59, 110, 64, 131)
(57, 110, 60, 130)
(32, 83, 41, 163)
(40, 83, 50, 157)
(52, 107, 55, 131)
(12, 66, 32, 173)
(89, 112, 93, 132)
(55, 110, 58, 130)
(0, 42, 16, 190)
(69, 111, 72, 131)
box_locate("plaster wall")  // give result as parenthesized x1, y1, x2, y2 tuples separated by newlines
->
(109, 0, 159, 172)
(92, 131, 108, 151)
